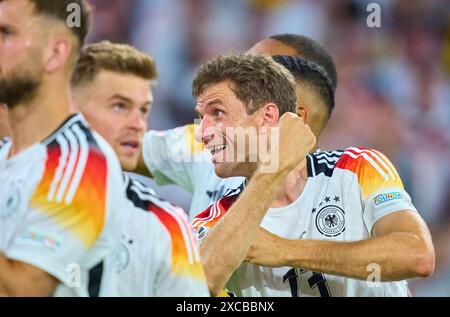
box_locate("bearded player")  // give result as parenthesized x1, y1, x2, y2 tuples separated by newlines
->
(0, 0, 124, 296)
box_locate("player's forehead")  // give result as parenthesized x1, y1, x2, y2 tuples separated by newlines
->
(91, 70, 154, 102)
(196, 81, 238, 109)
(247, 38, 299, 56)
(0, 0, 39, 27)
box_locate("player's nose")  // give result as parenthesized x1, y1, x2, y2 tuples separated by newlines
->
(128, 109, 146, 132)
(195, 116, 214, 144)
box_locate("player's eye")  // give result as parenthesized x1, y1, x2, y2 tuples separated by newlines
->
(112, 102, 127, 112)
(0, 26, 14, 37)
(215, 109, 224, 118)
(140, 106, 149, 116)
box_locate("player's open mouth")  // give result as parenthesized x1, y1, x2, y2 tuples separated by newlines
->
(121, 141, 139, 150)
(208, 144, 226, 156)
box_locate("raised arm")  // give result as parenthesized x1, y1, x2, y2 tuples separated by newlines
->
(200, 113, 315, 295)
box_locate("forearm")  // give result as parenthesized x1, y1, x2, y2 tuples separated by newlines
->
(200, 170, 288, 295)
(0, 253, 12, 296)
(281, 232, 434, 281)
(0, 252, 56, 296)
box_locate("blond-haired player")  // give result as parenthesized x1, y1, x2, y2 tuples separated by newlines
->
(71, 41, 209, 296)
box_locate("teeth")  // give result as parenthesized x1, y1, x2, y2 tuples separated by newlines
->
(210, 145, 226, 155)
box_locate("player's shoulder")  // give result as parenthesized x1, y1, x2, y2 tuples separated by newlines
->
(40, 113, 120, 194)
(192, 182, 244, 232)
(308, 147, 397, 180)
(31, 114, 118, 247)
(145, 124, 204, 154)
(124, 174, 158, 210)
(124, 174, 190, 227)
(42, 113, 113, 163)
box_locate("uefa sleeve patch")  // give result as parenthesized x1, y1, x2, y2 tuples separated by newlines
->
(373, 192, 403, 206)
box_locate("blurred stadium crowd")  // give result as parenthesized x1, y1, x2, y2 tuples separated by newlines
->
(86, 0, 449, 296)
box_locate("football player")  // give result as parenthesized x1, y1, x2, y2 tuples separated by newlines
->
(0, 0, 123, 296)
(71, 41, 209, 296)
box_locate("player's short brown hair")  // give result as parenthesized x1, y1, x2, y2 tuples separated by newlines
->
(71, 41, 158, 87)
(192, 53, 296, 116)
(26, 0, 91, 51)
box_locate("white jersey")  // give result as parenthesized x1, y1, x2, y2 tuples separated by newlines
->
(142, 125, 244, 219)
(105, 174, 209, 297)
(192, 147, 419, 297)
(0, 114, 123, 297)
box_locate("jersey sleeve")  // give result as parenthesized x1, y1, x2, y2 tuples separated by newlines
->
(142, 124, 206, 193)
(5, 139, 115, 286)
(191, 194, 238, 244)
(336, 147, 417, 233)
(152, 203, 210, 296)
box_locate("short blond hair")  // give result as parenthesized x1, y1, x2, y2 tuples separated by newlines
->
(71, 41, 157, 87)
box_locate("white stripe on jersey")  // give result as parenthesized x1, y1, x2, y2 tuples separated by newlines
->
(65, 125, 89, 204)
(47, 134, 69, 201)
(130, 179, 157, 196)
(317, 155, 340, 164)
(371, 149, 401, 180)
(308, 155, 316, 176)
(172, 205, 201, 261)
(43, 115, 83, 145)
(347, 147, 396, 180)
(315, 150, 343, 159)
(55, 128, 79, 203)
(164, 204, 200, 263)
(192, 198, 222, 230)
(343, 149, 389, 180)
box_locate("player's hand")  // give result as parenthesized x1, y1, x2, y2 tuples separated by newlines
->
(245, 228, 287, 267)
(262, 112, 315, 174)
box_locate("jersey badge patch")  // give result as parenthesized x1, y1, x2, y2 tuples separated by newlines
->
(315, 196, 345, 237)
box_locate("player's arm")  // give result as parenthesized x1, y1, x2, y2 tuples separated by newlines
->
(132, 125, 204, 191)
(200, 113, 315, 295)
(246, 210, 434, 281)
(0, 253, 58, 296)
(246, 148, 435, 281)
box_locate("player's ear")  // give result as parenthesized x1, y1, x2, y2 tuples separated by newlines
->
(259, 103, 279, 127)
(296, 104, 309, 124)
(43, 36, 73, 74)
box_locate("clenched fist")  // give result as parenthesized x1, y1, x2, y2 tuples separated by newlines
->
(259, 112, 316, 175)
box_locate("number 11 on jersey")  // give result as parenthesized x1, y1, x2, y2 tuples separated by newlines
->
(283, 268, 332, 297)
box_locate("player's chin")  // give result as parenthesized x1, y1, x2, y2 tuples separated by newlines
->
(213, 162, 237, 179)
(213, 162, 229, 178)
(118, 154, 139, 171)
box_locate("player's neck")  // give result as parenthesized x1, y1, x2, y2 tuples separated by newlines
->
(8, 78, 75, 157)
(271, 159, 308, 208)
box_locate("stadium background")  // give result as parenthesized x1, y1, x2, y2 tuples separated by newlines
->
(86, 0, 449, 296)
